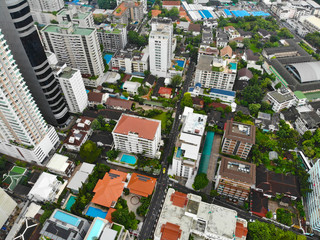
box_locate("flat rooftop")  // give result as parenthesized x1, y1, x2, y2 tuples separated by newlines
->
(224, 120, 256, 144)
(182, 112, 207, 136)
(59, 68, 77, 79)
(42, 25, 94, 36)
(58, 9, 90, 19)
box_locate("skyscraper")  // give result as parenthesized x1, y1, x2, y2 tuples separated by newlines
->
(0, 30, 59, 163)
(149, 18, 173, 78)
(27, 0, 64, 12)
(0, 0, 70, 126)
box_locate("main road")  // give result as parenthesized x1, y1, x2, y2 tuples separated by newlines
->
(138, 62, 195, 239)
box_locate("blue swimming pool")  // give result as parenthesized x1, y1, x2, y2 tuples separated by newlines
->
(176, 60, 185, 68)
(120, 95, 128, 100)
(176, 147, 182, 158)
(198, 132, 215, 174)
(104, 54, 113, 65)
(86, 90, 90, 94)
(86, 218, 105, 240)
(86, 206, 108, 219)
(53, 210, 80, 227)
(121, 154, 137, 165)
(65, 196, 77, 211)
(230, 62, 237, 70)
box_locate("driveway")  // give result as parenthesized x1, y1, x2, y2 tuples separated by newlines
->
(207, 134, 222, 181)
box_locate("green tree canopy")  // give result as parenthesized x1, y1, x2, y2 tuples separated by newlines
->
(180, 92, 193, 108)
(98, 0, 116, 9)
(192, 173, 209, 190)
(112, 208, 138, 230)
(79, 140, 102, 163)
(170, 75, 182, 88)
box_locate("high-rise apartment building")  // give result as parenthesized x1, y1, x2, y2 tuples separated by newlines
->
(0, 30, 59, 164)
(149, 18, 173, 78)
(221, 120, 256, 159)
(96, 24, 127, 52)
(57, 6, 94, 28)
(112, 114, 162, 158)
(27, 0, 64, 11)
(194, 55, 237, 90)
(41, 22, 104, 77)
(112, 1, 144, 25)
(307, 160, 320, 232)
(0, 0, 70, 126)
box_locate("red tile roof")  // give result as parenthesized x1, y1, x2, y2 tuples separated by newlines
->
(152, 10, 162, 17)
(220, 45, 233, 57)
(109, 169, 128, 182)
(160, 222, 182, 240)
(235, 222, 248, 238)
(88, 92, 104, 103)
(92, 172, 125, 208)
(208, 102, 229, 109)
(105, 208, 116, 223)
(113, 114, 160, 140)
(158, 87, 172, 95)
(127, 173, 156, 197)
(113, 2, 127, 17)
(106, 97, 133, 110)
(170, 191, 188, 208)
(163, 1, 180, 5)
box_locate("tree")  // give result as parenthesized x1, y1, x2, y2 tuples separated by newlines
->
(93, 14, 107, 24)
(112, 208, 138, 230)
(218, 19, 228, 28)
(270, 35, 280, 43)
(276, 208, 293, 226)
(192, 173, 209, 190)
(170, 75, 182, 88)
(144, 70, 150, 76)
(266, 211, 273, 219)
(91, 119, 102, 130)
(274, 82, 282, 89)
(128, 31, 148, 47)
(243, 38, 250, 48)
(180, 92, 193, 108)
(167, 7, 179, 17)
(106, 149, 119, 160)
(249, 103, 261, 115)
(79, 140, 102, 163)
(277, 28, 293, 39)
(0, 156, 6, 171)
(241, 84, 264, 104)
(303, 130, 312, 140)
(228, 41, 237, 51)
(98, 0, 116, 9)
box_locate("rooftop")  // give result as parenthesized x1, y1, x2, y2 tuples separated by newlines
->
(92, 171, 126, 208)
(127, 173, 156, 197)
(162, 1, 180, 5)
(59, 68, 77, 79)
(224, 120, 256, 144)
(57, 9, 90, 20)
(219, 157, 256, 185)
(28, 172, 60, 201)
(46, 153, 71, 174)
(88, 92, 104, 103)
(268, 91, 295, 103)
(305, 15, 320, 30)
(158, 87, 172, 95)
(210, 88, 236, 97)
(113, 114, 160, 140)
(106, 97, 133, 110)
(42, 24, 94, 36)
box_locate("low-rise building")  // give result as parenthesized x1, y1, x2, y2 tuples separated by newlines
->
(0, 188, 17, 228)
(112, 114, 162, 158)
(209, 88, 236, 103)
(198, 45, 219, 61)
(237, 68, 253, 81)
(105, 97, 133, 110)
(88, 92, 107, 107)
(127, 173, 156, 197)
(123, 81, 141, 95)
(67, 162, 95, 193)
(267, 90, 296, 112)
(162, 1, 180, 10)
(295, 110, 320, 134)
(221, 120, 256, 159)
(46, 154, 75, 177)
(158, 87, 172, 98)
(216, 28, 229, 48)
(28, 172, 62, 202)
(255, 112, 280, 132)
(224, 26, 241, 39)
(220, 45, 233, 58)
(215, 157, 256, 203)
(154, 188, 248, 240)
(96, 24, 127, 52)
(303, 15, 320, 32)
(195, 55, 237, 90)
(170, 111, 207, 179)
(40, 209, 91, 240)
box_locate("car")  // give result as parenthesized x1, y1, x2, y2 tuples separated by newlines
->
(178, 114, 182, 120)
(163, 168, 166, 174)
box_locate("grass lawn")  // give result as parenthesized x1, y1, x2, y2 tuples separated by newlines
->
(111, 223, 122, 233)
(131, 77, 144, 84)
(152, 112, 167, 130)
(11, 166, 26, 174)
(249, 43, 262, 53)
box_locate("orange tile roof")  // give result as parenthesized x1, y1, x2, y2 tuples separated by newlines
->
(160, 222, 182, 240)
(127, 173, 156, 197)
(152, 10, 162, 17)
(235, 222, 248, 238)
(105, 208, 116, 223)
(220, 45, 233, 57)
(110, 169, 128, 182)
(162, 1, 180, 5)
(92, 172, 125, 208)
(158, 87, 172, 95)
(113, 114, 160, 140)
(170, 191, 188, 208)
(113, 2, 127, 17)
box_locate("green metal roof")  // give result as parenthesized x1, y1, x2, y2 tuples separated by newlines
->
(294, 91, 306, 100)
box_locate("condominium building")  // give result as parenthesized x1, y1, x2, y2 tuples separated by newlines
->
(0, 30, 59, 164)
(41, 23, 104, 77)
(57, 5, 94, 28)
(194, 55, 237, 90)
(303, 15, 320, 32)
(112, 1, 144, 24)
(154, 188, 248, 240)
(112, 114, 161, 158)
(170, 111, 207, 179)
(149, 18, 173, 78)
(0, 0, 70, 126)
(221, 120, 256, 159)
(267, 90, 296, 112)
(307, 160, 320, 231)
(27, 0, 64, 11)
(215, 157, 256, 203)
(111, 47, 149, 75)
(96, 24, 127, 52)
(56, 66, 88, 113)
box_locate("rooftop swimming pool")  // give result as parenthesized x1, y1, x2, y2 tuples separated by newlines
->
(104, 54, 113, 65)
(198, 131, 215, 174)
(53, 210, 80, 227)
(86, 206, 108, 219)
(173, 60, 185, 68)
(120, 154, 137, 165)
(86, 218, 105, 240)
(65, 196, 76, 211)
(176, 147, 182, 158)
(86, 90, 90, 94)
